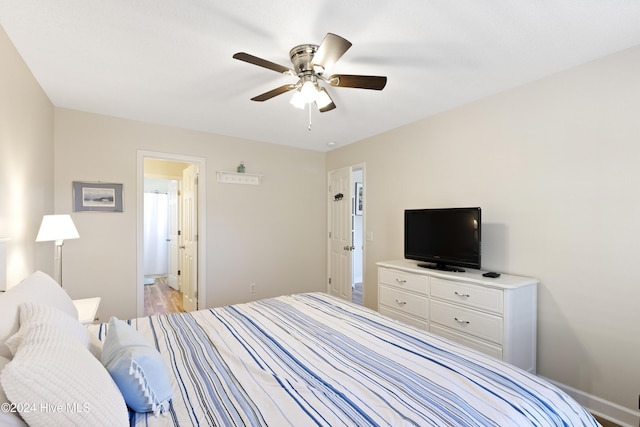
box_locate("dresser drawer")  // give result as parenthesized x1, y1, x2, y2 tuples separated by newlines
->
(430, 300, 503, 344)
(431, 277, 503, 314)
(379, 306, 428, 330)
(379, 268, 428, 295)
(379, 285, 428, 319)
(430, 324, 503, 360)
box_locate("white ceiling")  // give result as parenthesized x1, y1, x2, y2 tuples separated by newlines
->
(2, 1, 640, 152)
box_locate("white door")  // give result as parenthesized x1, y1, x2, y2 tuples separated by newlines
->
(181, 165, 198, 312)
(167, 180, 179, 290)
(328, 166, 353, 301)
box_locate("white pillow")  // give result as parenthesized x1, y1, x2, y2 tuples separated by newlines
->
(0, 356, 28, 427)
(0, 323, 128, 427)
(6, 302, 102, 359)
(0, 271, 78, 359)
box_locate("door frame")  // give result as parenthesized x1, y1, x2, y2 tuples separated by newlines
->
(136, 150, 207, 317)
(326, 162, 366, 306)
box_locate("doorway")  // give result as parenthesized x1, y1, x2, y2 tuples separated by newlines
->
(351, 166, 364, 305)
(327, 163, 365, 306)
(136, 151, 207, 318)
(143, 176, 181, 315)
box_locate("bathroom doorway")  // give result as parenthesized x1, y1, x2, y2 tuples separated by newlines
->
(137, 151, 206, 317)
(143, 176, 181, 315)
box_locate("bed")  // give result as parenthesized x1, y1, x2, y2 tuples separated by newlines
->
(97, 292, 596, 426)
(1, 272, 599, 426)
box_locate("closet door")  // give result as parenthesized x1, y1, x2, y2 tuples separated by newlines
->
(328, 166, 353, 302)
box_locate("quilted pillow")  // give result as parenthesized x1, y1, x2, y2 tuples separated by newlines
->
(101, 317, 172, 414)
(7, 302, 102, 358)
(0, 323, 128, 426)
(0, 271, 78, 359)
(0, 356, 28, 427)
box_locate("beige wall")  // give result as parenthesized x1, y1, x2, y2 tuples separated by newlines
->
(53, 109, 327, 320)
(0, 25, 54, 287)
(327, 45, 640, 413)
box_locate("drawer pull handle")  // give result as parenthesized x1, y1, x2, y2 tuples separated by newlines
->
(395, 299, 407, 306)
(395, 279, 407, 285)
(454, 317, 470, 325)
(454, 291, 470, 298)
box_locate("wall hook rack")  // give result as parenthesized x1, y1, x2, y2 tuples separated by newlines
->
(217, 171, 262, 185)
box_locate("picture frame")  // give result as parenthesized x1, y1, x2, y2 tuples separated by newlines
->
(73, 181, 124, 212)
(355, 182, 363, 215)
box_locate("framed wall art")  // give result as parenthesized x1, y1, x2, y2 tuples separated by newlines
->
(73, 181, 124, 212)
(355, 182, 363, 215)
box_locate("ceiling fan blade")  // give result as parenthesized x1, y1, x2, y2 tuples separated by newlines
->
(328, 74, 387, 90)
(233, 52, 294, 75)
(312, 33, 352, 71)
(319, 101, 336, 113)
(250, 84, 297, 102)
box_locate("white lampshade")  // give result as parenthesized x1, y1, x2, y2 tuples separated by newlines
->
(300, 80, 318, 103)
(315, 88, 332, 109)
(36, 215, 80, 244)
(290, 90, 306, 109)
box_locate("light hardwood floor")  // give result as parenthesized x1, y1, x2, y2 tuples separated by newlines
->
(144, 276, 185, 316)
(352, 282, 363, 305)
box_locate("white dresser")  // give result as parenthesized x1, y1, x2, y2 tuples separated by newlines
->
(377, 260, 537, 373)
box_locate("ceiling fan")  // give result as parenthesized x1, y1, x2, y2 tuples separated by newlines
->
(233, 33, 387, 113)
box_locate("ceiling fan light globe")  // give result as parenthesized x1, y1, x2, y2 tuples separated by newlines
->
(300, 80, 318, 103)
(315, 88, 332, 109)
(290, 91, 306, 109)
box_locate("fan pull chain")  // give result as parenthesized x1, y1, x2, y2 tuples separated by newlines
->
(308, 104, 312, 131)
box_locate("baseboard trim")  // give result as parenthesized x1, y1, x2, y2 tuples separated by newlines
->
(540, 376, 639, 427)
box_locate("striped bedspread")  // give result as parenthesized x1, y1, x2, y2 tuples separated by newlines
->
(94, 293, 598, 426)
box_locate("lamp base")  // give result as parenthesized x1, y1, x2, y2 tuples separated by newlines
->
(55, 242, 64, 287)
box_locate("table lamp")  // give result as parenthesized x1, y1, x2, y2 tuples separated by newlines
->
(36, 214, 80, 286)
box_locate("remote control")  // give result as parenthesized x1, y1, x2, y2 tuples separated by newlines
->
(482, 272, 501, 278)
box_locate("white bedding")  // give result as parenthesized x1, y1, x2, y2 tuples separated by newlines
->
(90, 292, 599, 426)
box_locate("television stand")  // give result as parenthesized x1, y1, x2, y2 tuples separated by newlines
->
(417, 263, 465, 273)
(377, 260, 538, 373)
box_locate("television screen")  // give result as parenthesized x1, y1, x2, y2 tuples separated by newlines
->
(404, 207, 481, 272)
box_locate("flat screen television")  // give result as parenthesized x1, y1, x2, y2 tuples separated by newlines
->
(404, 207, 481, 272)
